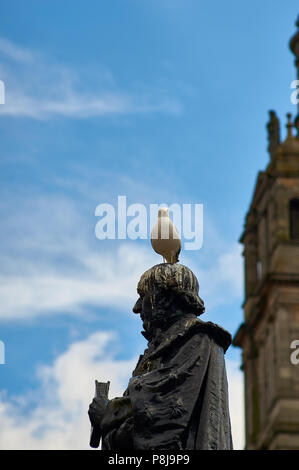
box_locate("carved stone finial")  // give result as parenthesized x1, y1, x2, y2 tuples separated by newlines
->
(278, 112, 299, 155)
(267, 110, 280, 157)
(290, 16, 299, 59)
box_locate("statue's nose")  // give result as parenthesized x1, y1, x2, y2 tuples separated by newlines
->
(132, 297, 142, 314)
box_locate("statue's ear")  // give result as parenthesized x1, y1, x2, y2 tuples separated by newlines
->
(155, 287, 175, 310)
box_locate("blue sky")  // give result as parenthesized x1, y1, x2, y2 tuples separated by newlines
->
(0, 0, 298, 450)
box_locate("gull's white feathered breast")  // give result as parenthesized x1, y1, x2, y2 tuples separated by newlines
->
(151, 208, 181, 263)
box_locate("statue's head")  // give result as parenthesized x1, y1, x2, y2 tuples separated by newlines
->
(133, 263, 205, 338)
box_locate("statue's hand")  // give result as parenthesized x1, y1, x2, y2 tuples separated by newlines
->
(88, 396, 109, 428)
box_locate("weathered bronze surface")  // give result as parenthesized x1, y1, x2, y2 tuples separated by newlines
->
(88, 263, 233, 450)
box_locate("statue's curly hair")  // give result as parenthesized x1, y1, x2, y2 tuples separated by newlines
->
(137, 263, 205, 317)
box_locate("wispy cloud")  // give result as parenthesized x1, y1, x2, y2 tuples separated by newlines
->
(0, 189, 243, 321)
(0, 194, 156, 320)
(0, 37, 181, 119)
(0, 244, 155, 320)
(0, 37, 34, 63)
(0, 90, 181, 119)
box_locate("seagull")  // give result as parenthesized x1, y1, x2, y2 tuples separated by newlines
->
(151, 208, 181, 263)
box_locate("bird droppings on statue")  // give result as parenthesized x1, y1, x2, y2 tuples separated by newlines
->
(150, 207, 181, 264)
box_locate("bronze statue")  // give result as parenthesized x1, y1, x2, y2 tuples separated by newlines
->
(88, 263, 233, 450)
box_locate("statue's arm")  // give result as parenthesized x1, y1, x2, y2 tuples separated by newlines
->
(101, 396, 132, 430)
(88, 395, 109, 429)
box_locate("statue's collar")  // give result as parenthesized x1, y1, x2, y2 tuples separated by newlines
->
(143, 317, 232, 355)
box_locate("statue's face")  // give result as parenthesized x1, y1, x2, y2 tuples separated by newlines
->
(133, 294, 153, 321)
(133, 288, 195, 338)
(133, 293, 156, 336)
(132, 288, 174, 325)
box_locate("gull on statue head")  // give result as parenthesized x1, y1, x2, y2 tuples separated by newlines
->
(150, 207, 181, 264)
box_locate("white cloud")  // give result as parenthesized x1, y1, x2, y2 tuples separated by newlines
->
(0, 245, 155, 320)
(0, 332, 244, 450)
(205, 241, 243, 299)
(227, 360, 245, 450)
(186, 241, 243, 312)
(0, 192, 243, 321)
(0, 331, 136, 449)
(0, 192, 157, 320)
(0, 37, 181, 119)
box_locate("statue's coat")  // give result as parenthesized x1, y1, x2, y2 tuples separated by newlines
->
(102, 316, 233, 450)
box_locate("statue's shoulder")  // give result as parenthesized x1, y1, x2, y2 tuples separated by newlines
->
(193, 318, 232, 353)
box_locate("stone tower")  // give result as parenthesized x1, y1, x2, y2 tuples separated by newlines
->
(233, 18, 299, 450)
